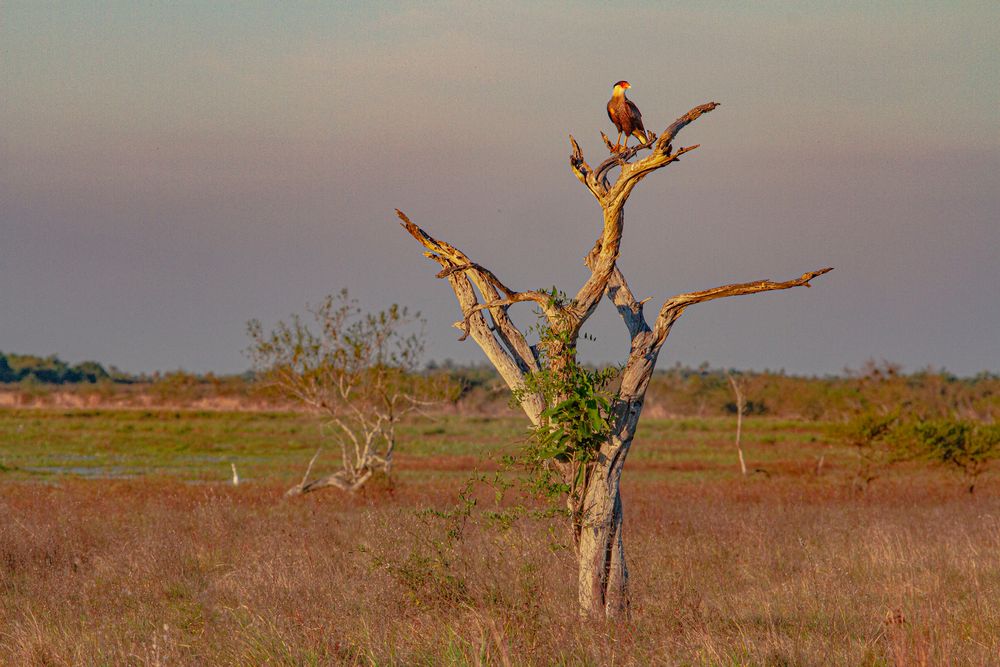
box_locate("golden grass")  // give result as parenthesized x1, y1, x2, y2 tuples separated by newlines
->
(2, 475, 998, 665)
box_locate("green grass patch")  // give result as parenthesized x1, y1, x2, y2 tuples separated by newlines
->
(0, 407, 914, 486)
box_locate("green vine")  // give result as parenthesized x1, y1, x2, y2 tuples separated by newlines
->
(512, 312, 619, 501)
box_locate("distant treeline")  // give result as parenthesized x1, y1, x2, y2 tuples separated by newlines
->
(1, 353, 997, 421)
(0, 352, 124, 384)
(640, 361, 998, 421)
(433, 359, 999, 421)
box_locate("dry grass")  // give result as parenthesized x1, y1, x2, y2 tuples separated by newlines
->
(2, 474, 999, 665)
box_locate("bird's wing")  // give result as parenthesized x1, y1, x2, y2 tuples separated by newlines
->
(626, 99, 645, 130)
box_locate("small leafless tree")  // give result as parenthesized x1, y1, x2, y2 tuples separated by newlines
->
(398, 101, 831, 618)
(247, 290, 451, 495)
(726, 372, 749, 477)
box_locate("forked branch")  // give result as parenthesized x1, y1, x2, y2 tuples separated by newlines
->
(567, 102, 719, 326)
(397, 210, 547, 420)
(569, 102, 719, 206)
(584, 240, 650, 339)
(397, 210, 556, 321)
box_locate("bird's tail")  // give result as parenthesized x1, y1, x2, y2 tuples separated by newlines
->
(631, 129, 649, 142)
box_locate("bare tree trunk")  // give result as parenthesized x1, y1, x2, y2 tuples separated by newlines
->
(576, 339, 655, 617)
(577, 406, 642, 617)
(578, 462, 629, 617)
(727, 372, 749, 476)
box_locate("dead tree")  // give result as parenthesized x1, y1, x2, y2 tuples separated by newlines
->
(398, 101, 831, 618)
(726, 372, 749, 477)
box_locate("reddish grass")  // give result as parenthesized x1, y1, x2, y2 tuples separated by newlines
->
(393, 454, 501, 472)
(2, 475, 999, 665)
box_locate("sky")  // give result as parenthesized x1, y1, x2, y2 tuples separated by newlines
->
(2, 1, 998, 376)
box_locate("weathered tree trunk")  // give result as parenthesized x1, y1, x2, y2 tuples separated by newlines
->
(577, 460, 629, 617)
(576, 425, 637, 617)
(398, 100, 832, 619)
(576, 335, 658, 616)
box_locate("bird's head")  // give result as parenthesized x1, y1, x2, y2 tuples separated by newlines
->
(613, 80, 631, 92)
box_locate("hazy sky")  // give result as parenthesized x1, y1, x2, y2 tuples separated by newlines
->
(2, 1, 998, 376)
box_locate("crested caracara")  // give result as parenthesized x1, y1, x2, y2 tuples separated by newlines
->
(607, 80, 647, 152)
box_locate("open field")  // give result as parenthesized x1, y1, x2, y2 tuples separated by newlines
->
(0, 409, 838, 484)
(2, 408, 999, 664)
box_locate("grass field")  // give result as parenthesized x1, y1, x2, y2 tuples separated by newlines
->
(0, 410, 835, 483)
(2, 408, 999, 664)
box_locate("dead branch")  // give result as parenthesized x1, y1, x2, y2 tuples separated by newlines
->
(302, 448, 322, 485)
(398, 211, 546, 421)
(655, 103, 719, 153)
(569, 135, 602, 203)
(653, 267, 834, 342)
(453, 292, 549, 341)
(600, 129, 656, 155)
(285, 448, 323, 496)
(600, 131, 614, 152)
(398, 210, 549, 315)
(602, 143, 700, 202)
(286, 469, 373, 496)
(613, 266, 833, 415)
(436, 262, 520, 300)
(398, 210, 549, 376)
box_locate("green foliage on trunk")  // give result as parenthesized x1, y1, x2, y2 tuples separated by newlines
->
(511, 315, 618, 502)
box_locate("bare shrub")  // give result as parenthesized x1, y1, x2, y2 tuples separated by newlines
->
(247, 290, 454, 494)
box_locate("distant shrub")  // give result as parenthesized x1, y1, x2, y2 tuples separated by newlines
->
(908, 419, 1000, 493)
(836, 410, 901, 490)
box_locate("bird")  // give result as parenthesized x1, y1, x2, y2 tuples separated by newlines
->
(607, 80, 647, 152)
